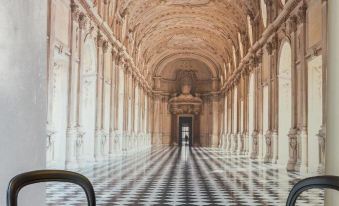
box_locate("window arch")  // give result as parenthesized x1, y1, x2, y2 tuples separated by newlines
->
(260, 0, 268, 28)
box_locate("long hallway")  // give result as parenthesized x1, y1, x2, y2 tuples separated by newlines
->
(47, 146, 323, 205)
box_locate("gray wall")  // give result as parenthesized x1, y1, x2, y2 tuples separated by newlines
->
(0, 0, 47, 205)
(326, 0, 339, 205)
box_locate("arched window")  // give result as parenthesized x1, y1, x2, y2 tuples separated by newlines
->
(232, 45, 237, 70)
(238, 32, 244, 58)
(247, 16, 253, 45)
(278, 41, 292, 166)
(260, 0, 268, 27)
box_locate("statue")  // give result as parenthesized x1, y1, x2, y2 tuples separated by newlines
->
(289, 137, 297, 161)
(264, 131, 272, 162)
(251, 131, 258, 159)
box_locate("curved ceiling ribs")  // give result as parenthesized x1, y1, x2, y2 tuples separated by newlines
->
(117, 0, 258, 85)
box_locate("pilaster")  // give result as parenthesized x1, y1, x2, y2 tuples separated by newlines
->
(65, 4, 82, 168)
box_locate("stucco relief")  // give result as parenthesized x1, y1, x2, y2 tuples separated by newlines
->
(163, 0, 211, 6)
(169, 70, 202, 115)
(118, 0, 257, 79)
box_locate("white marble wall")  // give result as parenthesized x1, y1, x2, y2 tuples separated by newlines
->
(0, 1, 47, 205)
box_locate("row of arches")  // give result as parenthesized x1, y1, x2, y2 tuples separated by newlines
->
(221, 40, 324, 171)
(47, 29, 152, 167)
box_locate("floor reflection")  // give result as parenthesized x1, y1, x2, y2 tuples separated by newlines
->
(47, 146, 324, 205)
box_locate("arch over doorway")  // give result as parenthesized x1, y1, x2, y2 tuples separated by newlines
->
(278, 41, 292, 166)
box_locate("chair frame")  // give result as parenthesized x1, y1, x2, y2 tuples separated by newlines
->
(7, 170, 96, 206)
(286, 175, 339, 206)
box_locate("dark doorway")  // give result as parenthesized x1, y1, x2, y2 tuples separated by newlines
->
(179, 116, 193, 146)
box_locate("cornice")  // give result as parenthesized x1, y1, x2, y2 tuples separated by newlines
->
(76, 0, 152, 92)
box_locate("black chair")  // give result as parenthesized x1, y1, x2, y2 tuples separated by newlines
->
(286, 175, 339, 206)
(7, 170, 96, 206)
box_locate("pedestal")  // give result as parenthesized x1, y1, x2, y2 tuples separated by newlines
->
(66, 127, 79, 168)
(258, 133, 264, 160)
(317, 125, 326, 171)
(250, 131, 259, 159)
(271, 131, 278, 164)
(232, 133, 238, 154)
(264, 130, 273, 163)
(287, 128, 298, 171)
(298, 128, 308, 172)
(238, 133, 244, 155)
(94, 129, 103, 162)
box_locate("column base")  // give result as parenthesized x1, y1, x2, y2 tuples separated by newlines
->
(65, 160, 78, 170)
(232, 133, 238, 154)
(94, 129, 104, 162)
(66, 127, 79, 167)
(287, 160, 299, 172)
(271, 131, 278, 164)
(298, 128, 308, 171)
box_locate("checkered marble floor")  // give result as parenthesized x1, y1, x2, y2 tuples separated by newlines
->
(46, 146, 324, 205)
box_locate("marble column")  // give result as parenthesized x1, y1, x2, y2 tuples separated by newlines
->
(297, 4, 309, 172)
(317, 0, 328, 170)
(109, 48, 118, 155)
(232, 86, 238, 153)
(115, 54, 125, 153)
(75, 13, 87, 163)
(257, 54, 264, 160)
(227, 92, 232, 152)
(65, 6, 81, 168)
(122, 63, 129, 151)
(211, 94, 220, 147)
(101, 42, 111, 158)
(94, 33, 106, 162)
(250, 63, 260, 159)
(152, 95, 161, 145)
(127, 70, 134, 149)
(243, 72, 250, 155)
(264, 39, 275, 163)
(224, 95, 228, 150)
(271, 36, 279, 164)
(46, 0, 57, 164)
(287, 15, 299, 171)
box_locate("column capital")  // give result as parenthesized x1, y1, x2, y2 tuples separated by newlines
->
(71, 1, 80, 20)
(264, 0, 273, 7)
(102, 41, 109, 53)
(111, 46, 119, 59)
(256, 49, 263, 62)
(265, 42, 273, 55)
(117, 50, 126, 65)
(297, 3, 307, 25)
(287, 15, 298, 33)
(78, 13, 88, 30)
(96, 32, 104, 48)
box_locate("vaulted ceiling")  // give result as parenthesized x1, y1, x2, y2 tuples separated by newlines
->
(116, 0, 259, 83)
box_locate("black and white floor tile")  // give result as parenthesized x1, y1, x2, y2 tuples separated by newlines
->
(46, 146, 324, 205)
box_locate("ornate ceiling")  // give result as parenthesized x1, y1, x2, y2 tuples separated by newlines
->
(116, 0, 259, 82)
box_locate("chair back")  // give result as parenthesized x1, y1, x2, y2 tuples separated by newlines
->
(7, 170, 96, 206)
(286, 175, 339, 206)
